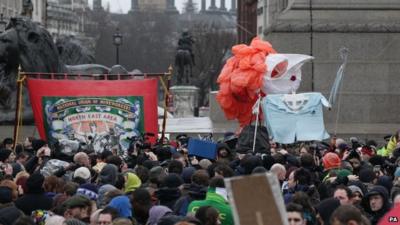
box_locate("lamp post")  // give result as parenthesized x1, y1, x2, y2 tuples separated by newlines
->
(113, 28, 123, 65)
(0, 14, 7, 33)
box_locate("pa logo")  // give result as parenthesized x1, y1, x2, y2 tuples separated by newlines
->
(389, 216, 398, 223)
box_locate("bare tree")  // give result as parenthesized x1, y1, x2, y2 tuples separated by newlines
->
(92, 12, 177, 72)
(190, 22, 236, 106)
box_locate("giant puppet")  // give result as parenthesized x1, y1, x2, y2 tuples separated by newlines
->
(216, 37, 346, 144)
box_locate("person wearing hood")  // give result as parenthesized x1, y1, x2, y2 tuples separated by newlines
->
(98, 164, 118, 187)
(124, 172, 142, 194)
(216, 143, 233, 162)
(362, 185, 391, 225)
(14, 173, 53, 215)
(108, 195, 132, 219)
(174, 169, 208, 216)
(0, 205, 23, 225)
(187, 177, 233, 225)
(156, 173, 183, 210)
(147, 205, 173, 225)
(97, 184, 117, 209)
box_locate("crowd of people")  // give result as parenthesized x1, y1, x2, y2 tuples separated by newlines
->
(0, 130, 400, 225)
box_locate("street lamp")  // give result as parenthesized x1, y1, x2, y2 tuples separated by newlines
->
(0, 14, 7, 33)
(113, 28, 123, 65)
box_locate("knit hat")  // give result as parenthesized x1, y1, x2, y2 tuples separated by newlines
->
(26, 173, 45, 194)
(337, 169, 352, 179)
(63, 218, 87, 225)
(0, 149, 12, 162)
(161, 173, 183, 188)
(348, 185, 364, 197)
(322, 152, 341, 170)
(369, 155, 385, 166)
(361, 146, 374, 157)
(74, 167, 91, 180)
(316, 198, 340, 225)
(359, 169, 376, 183)
(76, 183, 98, 201)
(0, 186, 12, 203)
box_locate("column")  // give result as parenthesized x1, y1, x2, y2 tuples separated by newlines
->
(201, 0, 206, 12)
(130, 0, 139, 12)
(220, 0, 227, 11)
(230, 0, 236, 13)
(209, 0, 217, 11)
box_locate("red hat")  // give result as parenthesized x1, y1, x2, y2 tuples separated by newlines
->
(361, 146, 374, 157)
(322, 152, 341, 171)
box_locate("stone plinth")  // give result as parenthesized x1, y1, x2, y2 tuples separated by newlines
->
(170, 86, 199, 118)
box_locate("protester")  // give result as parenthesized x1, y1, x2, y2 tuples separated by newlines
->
(286, 203, 307, 225)
(0, 127, 399, 225)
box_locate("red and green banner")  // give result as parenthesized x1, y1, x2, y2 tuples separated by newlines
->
(26, 78, 158, 153)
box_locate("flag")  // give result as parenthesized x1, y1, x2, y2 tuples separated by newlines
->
(26, 78, 158, 152)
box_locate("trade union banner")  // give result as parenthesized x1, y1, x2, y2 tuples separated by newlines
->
(26, 78, 158, 154)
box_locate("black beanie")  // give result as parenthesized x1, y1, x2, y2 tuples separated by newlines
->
(359, 169, 376, 183)
(161, 173, 183, 188)
(27, 173, 45, 194)
(0, 149, 12, 162)
(316, 198, 340, 225)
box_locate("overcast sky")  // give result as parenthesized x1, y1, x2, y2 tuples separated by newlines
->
(88, 0, 232, 13)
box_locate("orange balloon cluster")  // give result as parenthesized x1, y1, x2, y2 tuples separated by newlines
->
(216, 37, 277, 126)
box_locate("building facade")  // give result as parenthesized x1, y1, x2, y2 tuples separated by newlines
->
(46, 0, 93, 39)
(0, 0, 21, 20)
(32, 0, 47, 25)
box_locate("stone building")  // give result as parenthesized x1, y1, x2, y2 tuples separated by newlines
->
(32, 0, 47, 25)
(46, 0, 94, 38)
(0, 0, 21, 19)
(255, 0, 400, 141)
(0, 0, 46, 25)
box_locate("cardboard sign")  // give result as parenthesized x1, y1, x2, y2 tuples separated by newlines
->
(188, 138, 217, 160)
(225, 173, 288, 225)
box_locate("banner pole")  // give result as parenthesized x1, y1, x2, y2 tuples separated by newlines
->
(13, 66, 24, 151)
(161, 65, 173, 143)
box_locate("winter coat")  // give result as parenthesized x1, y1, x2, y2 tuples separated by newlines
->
(362, 185, 391, 225)
(187, 187, 234, 225)
(173, 183, 207, 216)
(15, 193, 53, 215)
(155, 187, 181, 210)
